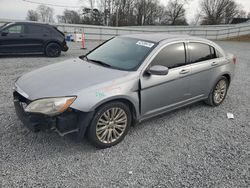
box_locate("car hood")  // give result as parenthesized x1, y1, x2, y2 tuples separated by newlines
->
(15, 58, 130, 100)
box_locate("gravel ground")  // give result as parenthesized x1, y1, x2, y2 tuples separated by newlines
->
(1, 41, 250, 188)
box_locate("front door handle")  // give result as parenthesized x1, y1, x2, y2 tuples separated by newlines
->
(179, 69, 190, 74)
(211, 62, 218, 66)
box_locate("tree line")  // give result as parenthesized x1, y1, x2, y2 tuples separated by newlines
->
(26, 0, 250, 26)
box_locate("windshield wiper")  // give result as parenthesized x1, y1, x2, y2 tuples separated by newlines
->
(79, 55, 111, 68)
(88, 59, 111, 67)
(79, 55, 89, 61)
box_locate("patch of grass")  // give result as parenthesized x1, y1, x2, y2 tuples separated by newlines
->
(221, 34, 250, 42)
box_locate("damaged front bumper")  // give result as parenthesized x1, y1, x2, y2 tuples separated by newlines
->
(13, 91, 94, 139)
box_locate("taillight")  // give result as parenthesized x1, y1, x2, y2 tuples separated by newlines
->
(233, 56, 236, 64)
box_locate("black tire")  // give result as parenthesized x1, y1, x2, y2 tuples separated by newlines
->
(45, 43, 61, 57)
(205, 76, 229, 106)
(87, 101, 132, 149)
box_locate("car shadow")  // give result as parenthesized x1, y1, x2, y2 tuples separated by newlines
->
(0, 53, 68, 58)
(131, 101, 207, 132)
(0, 54, 46, 58)
(9, 101, 209, 155)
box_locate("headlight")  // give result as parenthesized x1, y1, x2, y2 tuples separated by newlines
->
(25, 96, 76, 116)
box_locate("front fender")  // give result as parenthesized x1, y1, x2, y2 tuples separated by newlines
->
(90, 94, 139, 115)
(70, 79, 140, 119)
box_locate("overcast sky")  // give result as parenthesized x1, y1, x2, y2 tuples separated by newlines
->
(0, 0, 250, 24)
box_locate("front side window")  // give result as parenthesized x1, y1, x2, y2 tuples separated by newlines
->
(189, 42, 215, 63)
(86, 37, 156, 71)
(151, 43, 186, 69)
(5, 25, 24, 34)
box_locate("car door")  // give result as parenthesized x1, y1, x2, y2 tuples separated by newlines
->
(140, 42, 192, 118)
(0, 24, 27, 53)
(186, 42, 225, 99)
(25, 24, 51, 53)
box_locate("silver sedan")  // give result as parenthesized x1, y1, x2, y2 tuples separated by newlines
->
(13, 34, 236, 148)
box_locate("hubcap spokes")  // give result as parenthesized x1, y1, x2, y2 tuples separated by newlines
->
(214, 80, 227, 104)
(96, 107, 127, 144)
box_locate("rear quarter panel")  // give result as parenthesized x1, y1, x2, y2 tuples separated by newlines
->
(190, 56, 235, 99)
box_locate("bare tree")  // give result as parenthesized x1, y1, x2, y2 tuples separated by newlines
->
(26, 10, 39, 21)
(134, 0, 162, 25)
(37, 5, 54, 23)
(77, 0, 189, 26)
(114, 0, 137, 26)
(79, 0, 96, 10)
(237, 10, 247, 18)
(57, 9, 81, 24)
(99, 0, 109, 25)
(224, 0, 240, 23)
(88, 0, 96, 9)
(164, 0, 187, 25)
(200, 0, 240, 24)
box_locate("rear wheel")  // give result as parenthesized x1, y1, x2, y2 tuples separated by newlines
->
(45, 43, 61, 57)
(87, 102, 131, 149)
(205, 76, 229, 106)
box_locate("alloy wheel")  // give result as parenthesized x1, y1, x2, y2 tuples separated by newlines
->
(96, 107, 127, 144)
(48, 46, 59, 56)
(213, 79, 227, 104)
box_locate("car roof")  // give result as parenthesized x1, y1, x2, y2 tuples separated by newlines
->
(120, 33, 208, 43)
(10, 22, 52, 28)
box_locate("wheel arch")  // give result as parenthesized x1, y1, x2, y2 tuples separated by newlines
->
(221, 73, 231, 84)
(90, 97, 139, 124)
(211, 72, 231, 93)
(44, 40, 63, 49)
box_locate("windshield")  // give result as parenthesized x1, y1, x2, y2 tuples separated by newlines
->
(86, 37, 156, 71)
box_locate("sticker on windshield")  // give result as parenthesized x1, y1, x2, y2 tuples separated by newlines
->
(136, 41, 154, 48)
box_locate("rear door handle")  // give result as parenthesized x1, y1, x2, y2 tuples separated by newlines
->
(179, 69, 190, 74)
(19, 35, 24, 37)
(211, 62, 218, 66)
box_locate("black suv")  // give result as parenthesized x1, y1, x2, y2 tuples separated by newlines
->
(0, 22, 68, 57)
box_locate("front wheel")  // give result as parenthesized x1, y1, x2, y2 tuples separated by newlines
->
(87, 102, 131, 149)
(205, 76, 229, 106)
(45, 43, 61, 57)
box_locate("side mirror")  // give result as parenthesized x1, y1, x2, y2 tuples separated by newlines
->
(147, 65, 169, 76)
(1, 31, 8, 36)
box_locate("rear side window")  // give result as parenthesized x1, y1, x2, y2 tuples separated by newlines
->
(151, 43, 186, 69)
(210, 46, 216, 58)
(215, 49, 223, 58)
(189, 42, 215, 63)
(28, 25, 49, 34)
